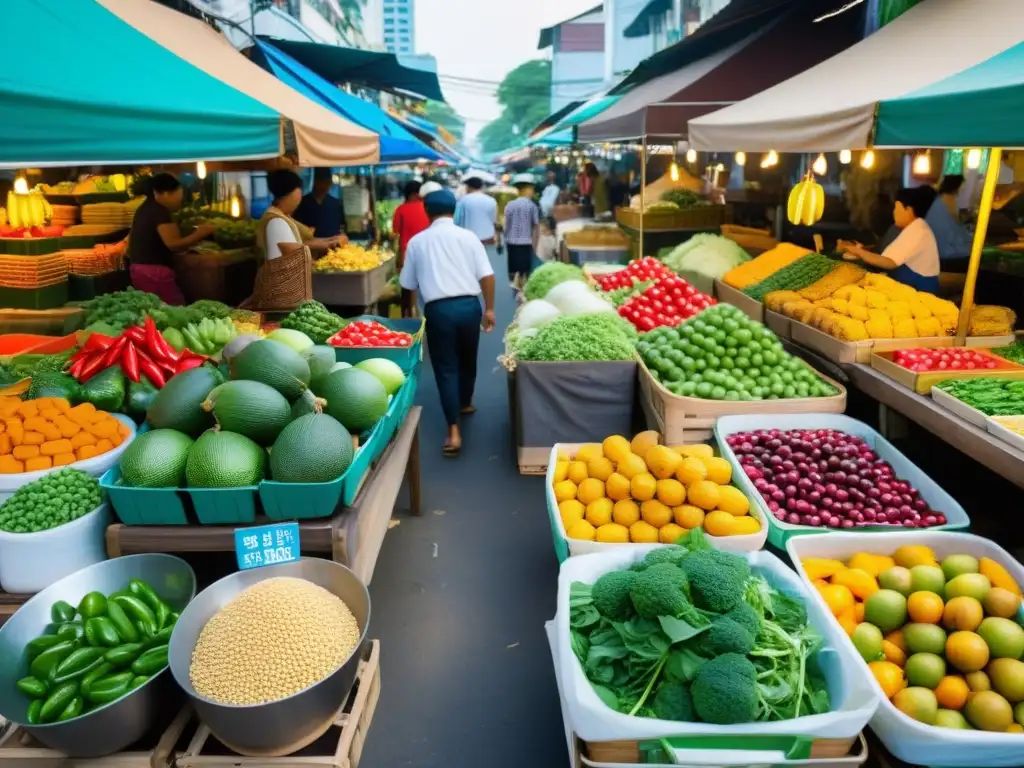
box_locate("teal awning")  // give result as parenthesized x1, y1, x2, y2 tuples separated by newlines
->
(876, 41, 1024, 148)
(2, 0, 282, 166)
(561, 96, 621, 130)
(527, 129, 573, 147)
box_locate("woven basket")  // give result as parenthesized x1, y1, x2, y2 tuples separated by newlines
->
(616, 205, 730, 231)
(242, 242, 312, 311)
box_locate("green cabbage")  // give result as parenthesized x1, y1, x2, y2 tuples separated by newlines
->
(661, 234, 750, 280)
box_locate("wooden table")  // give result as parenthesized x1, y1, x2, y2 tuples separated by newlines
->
(104, 407, 422, 585)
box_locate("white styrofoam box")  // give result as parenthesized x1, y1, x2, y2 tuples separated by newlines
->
(0, 503, 110, 593)
(987, 416, 1024, 453)
(930, 386, 991, 428)
(555, 547, 879, 745)
(546, 444, 768, 560)
(713, 414, 970, 548)
(0, 414, 136, 503)
(787, 532, 1024, 767)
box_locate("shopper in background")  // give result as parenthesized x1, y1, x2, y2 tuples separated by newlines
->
(584, 162, 610, 216)
(294, 167, 346, 239)
(539, 169, 560, 217)
(400, 188, 496, 457)
(536, 216, 559, 264)
(926, 174, 973, 263)
(128, 173, 213, 304)
(391, 180, 430, 267)
(503, 174, 540, 291)
(259, 170, 345, 261)
(453, 176, 498, 245)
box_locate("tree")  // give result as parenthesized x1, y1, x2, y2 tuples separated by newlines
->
(423, 101, 466, 141)
(478, 60, 552, 153)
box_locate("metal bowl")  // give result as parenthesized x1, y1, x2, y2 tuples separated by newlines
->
(0, 554, 196, 757)
(168, 559, 370, 756)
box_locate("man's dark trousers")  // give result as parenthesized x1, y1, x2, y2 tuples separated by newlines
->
(423, 296, 482, 426)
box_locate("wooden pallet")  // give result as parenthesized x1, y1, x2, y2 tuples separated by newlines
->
(0, 705, 189, 767)
(175, 639, 381, 768)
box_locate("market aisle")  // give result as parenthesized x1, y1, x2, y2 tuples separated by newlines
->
(363, 254, 568, 768)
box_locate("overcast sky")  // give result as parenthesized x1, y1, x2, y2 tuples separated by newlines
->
(416, 0, 598, 139)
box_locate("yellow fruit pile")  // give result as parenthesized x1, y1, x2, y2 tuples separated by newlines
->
(767, 273, 960, 341)
(552, 431, 760, 544)
(314, 243, 391, 272)
(803, 545, 1024, 732)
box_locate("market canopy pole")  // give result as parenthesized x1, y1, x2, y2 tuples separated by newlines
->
(956, 147, 1003, 340)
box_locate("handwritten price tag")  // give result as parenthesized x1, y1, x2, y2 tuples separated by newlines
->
(234, 522, 300, 570)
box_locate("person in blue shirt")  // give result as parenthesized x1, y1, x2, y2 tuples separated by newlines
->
(294, 167, 346, 239)
(926, 174, 973, 264)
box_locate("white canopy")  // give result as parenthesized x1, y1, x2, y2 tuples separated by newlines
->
(688, 0, 1024, 152)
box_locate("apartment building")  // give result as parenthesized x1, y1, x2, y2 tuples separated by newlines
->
(382, 0, 416, 54)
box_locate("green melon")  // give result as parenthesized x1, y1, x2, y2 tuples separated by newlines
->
(320, 368, 388, 432)
(270, 413, 354, 483)
(230, 340, 310, 400)
(202, 380, 291, 446)
(310, 361, 352, 397)
(185, 431, 267, 488)
(146, 367, 220, 437)
(119, 429, 193, 488)
(302, 345, 337, 381)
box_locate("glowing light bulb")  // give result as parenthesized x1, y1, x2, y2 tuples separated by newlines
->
(912, 152, 931, 176)
(860, 150, 875, 170)
(12, 177, 28, 194)
(812, 153, 827, 175)
(966, 148, 982, 170)
(670, 162, 680, 182)
(685, 149, 697, 163)
(760, 150, 779, 169)
(196, 161, 207, 180)
(230, 195, 241, 218)
(839, 149, 852, 165)
(734, 151, 746, 166)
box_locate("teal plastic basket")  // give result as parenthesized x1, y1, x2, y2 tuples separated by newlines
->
(184, 486, 258, 524)
(332, 315, 425, 372)
(100, 467, 189, 525)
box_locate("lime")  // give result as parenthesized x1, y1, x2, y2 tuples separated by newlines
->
(1015, 700, 1024, 726)
(945, 573, 992, 603)
(852, 623, 884, 663)
(878, 566, 913, 596)
(906, 652, 947, 689)
(865, 589, 908, 632)
(893, 687, 938, 725)
(978, 617, 1024, 660)
(910, 565, 947, 597)
(904, 623, 948, 655)
(941, 554, 979, 581)
(964, 690, 1014, 731)
(988, 658, 1024, 703)
(934, 709, 972, 730)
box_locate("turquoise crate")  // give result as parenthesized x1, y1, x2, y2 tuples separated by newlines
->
(100, 467, 189, 525)
(260, 475, 345, 521)
(185, 486, 258, 524)
(333, 315, 425, 372)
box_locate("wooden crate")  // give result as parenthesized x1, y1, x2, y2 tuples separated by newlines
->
(713, 279, 763, 322)
(637, 357, 847, 445)
(176, 640, 380, 768)
(0, 705, 190, 767)
(517, 446, 551, 476)
(790, 320, 875, 364)
(616, 205, 730, 232)
(870, 346, 1024, 395)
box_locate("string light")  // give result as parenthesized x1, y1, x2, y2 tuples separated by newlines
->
(839, 150, 852, 165)
(760, 150, 779, 169)
(670, 162, 680, 182)
(685, 149, 697, 163)
(966, 148, 982, 170)
(230, 195, 241, 218)
(912, 151, 932, 176)
(734, 151, 746, 166)
(12, 177, 28, 194)
(860, 150, 875, 170)
(196, 161, 207, 180)
(812, 153, 827, 175)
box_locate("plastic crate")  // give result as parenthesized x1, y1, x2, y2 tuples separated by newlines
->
(184, 486, 258, 525)
(331, 315, 425, 371)
(0, 282, 69, 310)
(713, 413, 970, 548)
(312, 262, 390, 305)
(0, 238, 60, 256)
(101, 467, 189, 525)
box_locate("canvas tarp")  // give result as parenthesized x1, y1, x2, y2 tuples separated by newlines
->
(689, 0, 1024, 152)
(578, 4, 862, 143)
(99, 0, 379, 166)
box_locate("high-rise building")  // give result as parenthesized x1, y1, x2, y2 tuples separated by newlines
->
(382, 0, 415, 55)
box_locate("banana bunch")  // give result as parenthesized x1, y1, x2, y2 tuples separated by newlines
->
(6, 191, 52, 229)
(787, 174, 825, 226)
(163, 317, 237, 355)
(314, 243, 387, 272)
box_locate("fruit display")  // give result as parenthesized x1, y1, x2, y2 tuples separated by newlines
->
(891, 348, 1014, 373)
(162, 318, 237, 358)
(0, 468, 101, 531)
(638, 304, 838, 401)
(593, 257, 671, 292)
(569, 532, 831, 724)
(4, 189, 54, 231)
(376, 199, 401, 238)
(313, 243, 391, 272)
(189, 577, 360, 705)
(0, 398, 130, 474)
(553, 432, 761, 543)
(722, 244, 812, 290)
(935, 378, 1024, 416)
(743, 253, 837, 302)
(801, 544, 1024, 732)
(328, 320, 413, 348)
(770, 273, 960, 341)
(787, 173, 825, 226)
(15, 580, 178, 724)
(281, 300, 345, 345)
(617, 274, 716, 333)
(727, 428, 950, 530)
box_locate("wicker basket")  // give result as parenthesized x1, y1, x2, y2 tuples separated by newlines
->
(242, 242, 311, 312)
(616, 204, 730, 231)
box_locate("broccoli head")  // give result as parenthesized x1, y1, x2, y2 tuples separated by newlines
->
(699, 616, 755, 657)
(691, 653, 757, 724)
(726, 601, 761, 638)
(651, 681, 695, 722)
(592, 570, 638, 621)
(679, 550, 749, 613)
(640, 546, 688, 569)
(630, 563, 690, 619)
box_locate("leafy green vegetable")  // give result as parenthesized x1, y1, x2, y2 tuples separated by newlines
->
(936, 377, 1024, 415)
(660, 189, 710, 209)
(523, 262, 584, 301)
(992, 340, 1024, 365)
(518, 314, 635, 362)
(661, 234, 750, 280)
(84, 289, 163, 331)
(606, 280, 652, 307)
(27, 372, 79, 402)
(280, 301, 345, 344)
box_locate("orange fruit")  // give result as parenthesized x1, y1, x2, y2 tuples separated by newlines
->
(687, 480, 721, 511)
(883, 640, 906, 667)
(595, 523, 629, 543)
(630, 430, 660, 459)
(617, 453, 647, 479)
(575, 443, 603, 465)
(886, 629, 908, 653)
(655, 478, 686, 507)
(577, 478, 606, 506)
(605, 473, 631, 502)
(553, 480, 578, 503)
(836, 607, 858, 636)
(673, 504, 705, 529)
(586, 456, 615, 482)
(602, 435, 631, 464)
(567, 461, 588, 485)
(553, 460, 569, 483)
(701, 456, 732, 485)
(730, 516, 761, 535)
(946, 631, 990, 673)
(631, 473, 657, 501)
(675, 457, 708, 486)
(629, 520, 659, 543)
(869, 660, 907, 699)
(558, 500, 585, 529)
(645, 445, 682, 480)
(658, 522, 686, 544)
(703, 510, 735, 537)
(820, 584, 855, 617)
(855, 603, 866, 623)
(612, 499, 640, 527)
(566, 519, 596, 541)
(585, 498, 613, 527)
(935, 675, 970, 710)
(715, 485, 750, 516)
(640, 500, 672, 528)
(943, 596, 984, 632)
(908, 591, 945, 624)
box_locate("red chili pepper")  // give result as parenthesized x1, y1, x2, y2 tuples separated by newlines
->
(121, 342, 140, 383)
(68, 356, 85, 378)
(155, 330, 181, 362)
(137, 356, 166, 388)
(175, 357, 205, 374)
(81, 333, 114, 354)
(125, 326, 146, 344)
(77, 352, 106, 383)
(101, 336, 128, 369)
(142, 316, 167, 362)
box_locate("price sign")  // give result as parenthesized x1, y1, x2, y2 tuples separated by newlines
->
(234, 522, 300, 570)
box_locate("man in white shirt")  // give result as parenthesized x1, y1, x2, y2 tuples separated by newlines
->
(453, 177, 498, 245)
(400, 189, 496, 456)
(539, 170, 560, 216)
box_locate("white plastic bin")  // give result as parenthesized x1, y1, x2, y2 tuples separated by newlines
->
(0, 414, 136, 503)
(786, 531, 1024, 767)
(554, 547, 879, 746)
(713, 413, 970, 549)
(930, 386, 991, 428)
(545, 444, 768, 562)
(0, 502, 110, 593)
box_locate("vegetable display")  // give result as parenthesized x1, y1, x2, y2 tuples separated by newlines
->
(162, 317, 237, 357)
(569, 530, 831, 723)
(638, 305, 837, 401)
(660, 234, 750, 281)
(801, 544, 1024, 732)
(0, 468, 101, 532)
(659, 189, 711, 209)
(328, 320, 413, 348)
(82, 289, 163, 332)
(523, 262, 584, 302)
(16, 580, 178, 724)
(189, 577, 360, 705)
(728, 428, 949, 529)
(517, 314, 635, 362)
(592, 257, 671, 292)
(313, 243, 391, 272)
(617, 275, 716, 333)
(0, 398, 130, 474)
(992, 340, 1024, 365)
(743, 254, 837, 302)
(722, 244, 812, 290)
(935, 378, 1024, 416)
(554, 432, 760, 542)
(281, 301, 345, 345)
(892, 348, 1011, 373)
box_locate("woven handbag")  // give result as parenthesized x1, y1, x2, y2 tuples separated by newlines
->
(241, 242, 312, 311)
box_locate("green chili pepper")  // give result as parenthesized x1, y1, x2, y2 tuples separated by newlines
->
(16, 676, 48, 698)
(130, 644, 168, 677)
(26, 699, 43, 725)
(77, 592, 107, 620)
(128, 579, 166, 616)
(30, 641, 77, 680)
(111, 595, 156, 635)
(50, 600, 76, 624)
(40, 682, 78, 723)
(56, 621, 85, 643)
(104, 600, 138, 643)
(105, 643, 144, 667)
(81, 662, 113, 695)
(85, 672, 132, 706)
(84, 617, 120, 648)
(57, 696, 83, 721)
(127, 675, 149, 692)
(25, 635, 62, 661)
(53, 647, 106, 679)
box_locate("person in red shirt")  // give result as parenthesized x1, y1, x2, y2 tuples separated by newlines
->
(392, 181, 430, 267)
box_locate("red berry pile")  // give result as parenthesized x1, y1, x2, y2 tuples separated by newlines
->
(594, 257, 671, 291)
(892, 348, 1008, 373)
(329, 321, 413, 348)
(617, 275, 716, 333)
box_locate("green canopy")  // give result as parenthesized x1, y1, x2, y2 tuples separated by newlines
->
(562, 96, 621, 130)
(2, 0, 282, 166)
(876, 41, 1024, 148)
